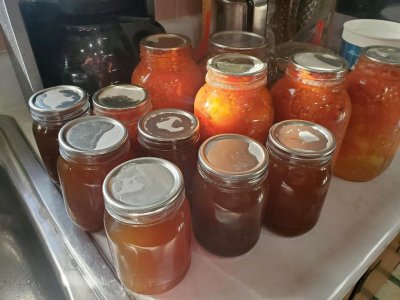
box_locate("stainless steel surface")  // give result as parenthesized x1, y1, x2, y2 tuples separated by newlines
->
(252, 0, 269, 36)
(208, 53, 267, 76)
(141, 33, 191, 51)
(93, 84, 149, 110)
(290, 52, 348, 76)
(0, 115, 129, 300)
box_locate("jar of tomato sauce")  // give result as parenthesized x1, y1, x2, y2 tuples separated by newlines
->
(191, 134, 269, 257)
(28, 85, 90, 184)
(335, 46, 400, 182)
(137, 108, 200, 200)
(57, 116, 133, 232)
(194, 53, 274, 144)
(271, 52, 351, 162)
(92, 84, 152, 154)
(131, 33, 203, 112)
(103, 157, 191, 295)
(264, 120, 336, 236)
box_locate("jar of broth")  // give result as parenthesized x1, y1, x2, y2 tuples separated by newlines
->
(191, 134, 269, 257)
(103, 157, 191, 295)
(29, 85, 90, 184)
(57, 116, 133, 231)
(137, 108, 200, 200)
(264, 120, 336, 236)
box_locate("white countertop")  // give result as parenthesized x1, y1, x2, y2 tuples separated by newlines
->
(1, 51, 399, 300)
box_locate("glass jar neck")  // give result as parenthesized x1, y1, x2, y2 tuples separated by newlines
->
(140, 46, 193, 67)
(355, 56, 400, 80)
(93, 100, 152, 123)
(285, 64, 346, 88)
(206, 70, 267, 90)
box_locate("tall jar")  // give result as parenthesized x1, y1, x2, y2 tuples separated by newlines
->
(191, 134, 269, 257)
(194, 53, 274, 144)
(335, 46, 400, 182)
(264, 120, 336, 236)
(271, 52, 351, 162)
(92, 84, 152, 154)
(57, 116, 133, 232)
(131, 33, 203, 112)
(29, 85, 90, 184)
(137, 109, 200, 200)
(103, 158, 191, 295)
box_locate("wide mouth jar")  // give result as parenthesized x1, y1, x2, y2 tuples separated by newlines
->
(140, 33, 192, 58)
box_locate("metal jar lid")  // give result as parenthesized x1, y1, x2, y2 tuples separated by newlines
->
(361, 46, 400, 66)
(140, 33, 191, 52)
(210, 31, 270, 51)
(92, 84, 149, 111)
(198, 134, 269, 186)
(28, 85, 90, 122)
(138, 108, 199, 146)
(207, 53, 267, 77)
(289, 52, 349, 76)
(58, 116, 128, 159)
(103, 157, 185, 224)
(267, 120, 336, 162)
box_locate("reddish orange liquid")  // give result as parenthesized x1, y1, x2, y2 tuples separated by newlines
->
(334, 58, 400, 181)
(264, 152, 332, 236)
(104, 199, 191, 295)
(57, 150, 133, 232)
(191, 170, 266, 256)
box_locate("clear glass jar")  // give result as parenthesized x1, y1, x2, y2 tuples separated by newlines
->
(194, 53, 274, 145)
(264, 120, 336, 236)
(92, 84, 152, 155)
(103, 157, 191, 295)
(335, 46, 400, 182)
(131, 33, 203, 112)
(29, 85, 90, 184)
(57, 116, 133, 232)
(271, 52, 351, 162)
(137, 109, 200, 200)
(191, 134, 269, 257)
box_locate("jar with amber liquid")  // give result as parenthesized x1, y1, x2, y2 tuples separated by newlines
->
(137, 109, 200, 200)
(131, 33, 203, 112)
(103, 158, 191, 295)
(93, 84, 152, 154)
(57, 116, 133, 231)
(191, 134, 269, 257)
(195, 53, 274, 145)
(271, 52, 351, 161)
(264, 120, 336, 236)
(29, 85, 90, 184)
(335, 46, 400, 182)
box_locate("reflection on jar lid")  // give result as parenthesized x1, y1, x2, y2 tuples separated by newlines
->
(210, 31, 269, 51)
(198, 134, 268, 184)
(290, 52, 348, 75)
(138, 109, 199, 143)
(103, 158, 184, 224)
(268, 120, 335, 160)
(59, 116, 127, 157)
(363, 46, 400, 65)
(141, 33, 191, 51)
(208, 53, 267, 76)
(93, 84, 148, 110)
(29, 85, 90, 122)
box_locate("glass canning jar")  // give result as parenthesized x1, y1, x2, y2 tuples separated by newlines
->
(334, 46, 400, 182)
(191, 134, 269, 257)
(29, 85, 90, 184)
(103, 157, 191, 295)
(271, 52, 351, 162)
(57, 116, 133, 232)
(92, 84, 152, 155)
(131, 33, 203, 112)
(194, 53, 274, 145)
(137, 108, 200, 200)
(264, 120, 336, 236)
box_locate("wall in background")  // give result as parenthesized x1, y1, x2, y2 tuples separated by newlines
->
(155, 0, 201, 20)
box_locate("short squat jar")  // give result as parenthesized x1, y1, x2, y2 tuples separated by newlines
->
(57, 116, 133, 232)
(93, 84, 152, 154)
(191, 134, 269, 257)
(195, 53, 274, 144)
(103, 158, 191, 295)
(29, 85, 90, 183)
(137, 108, 200, 199)
(264, 120, 336, 236)
(131, 33, 203, 112)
